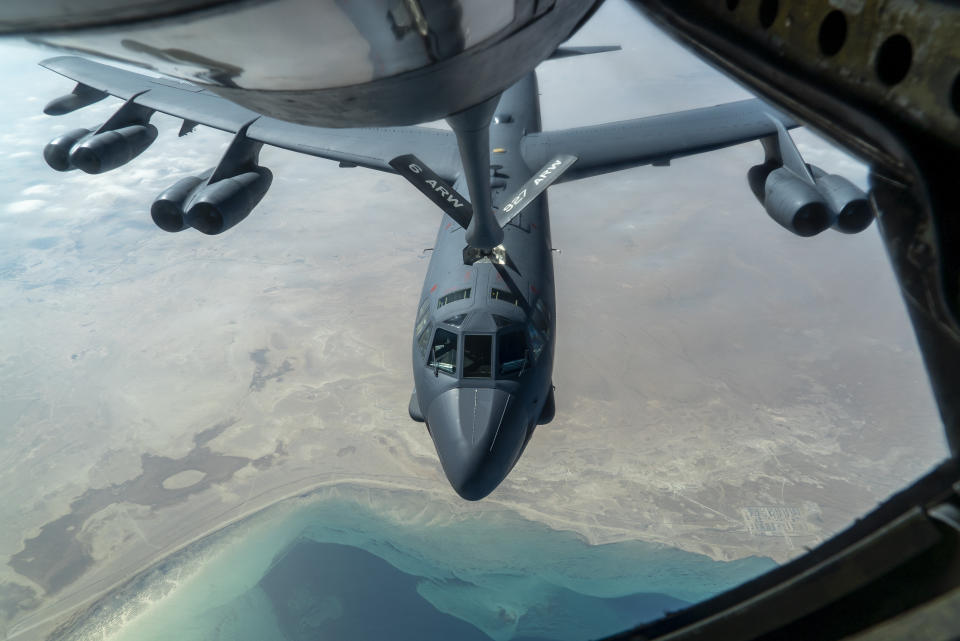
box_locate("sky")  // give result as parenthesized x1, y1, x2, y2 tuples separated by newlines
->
(0, 1, 951, 638)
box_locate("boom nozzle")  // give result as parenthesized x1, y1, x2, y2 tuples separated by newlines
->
(446, 94, 503, 252)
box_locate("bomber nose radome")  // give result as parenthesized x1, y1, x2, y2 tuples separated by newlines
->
(426, 387, 527, 500)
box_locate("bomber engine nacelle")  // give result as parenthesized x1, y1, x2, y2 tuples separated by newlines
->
(749, 119, 872, 237)
(42, 128, 92, 172)
(807, 165, 873, 234)
(748, 162, 871, 237)
(151, 122, 273, 235)
(151, 174, 208, 232)
(151, 168, 273, 235)
(184, 168, 273, 235)
(42, 97, 157, 174)
(69, 124, 158, 174)
(749, 162, 834, 237)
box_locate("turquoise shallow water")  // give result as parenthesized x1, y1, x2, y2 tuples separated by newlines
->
(60, 486, 775, 641)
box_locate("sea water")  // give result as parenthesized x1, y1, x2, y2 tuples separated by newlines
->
(62, 486, 775, 641)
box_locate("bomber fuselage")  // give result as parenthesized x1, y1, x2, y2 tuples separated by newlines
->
(410, 73, 556, 500)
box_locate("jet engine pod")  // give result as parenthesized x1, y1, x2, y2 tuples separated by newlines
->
(69, 124, 158, 174)
(151, 174, 208, 233)
(807, 165, 873, 234)
(747, 160, 779, 204)
(43, 128, 91, 171)
(184, 167, 273, 235)
(763, 167, 835, 237)
(43, 85, 108, 116)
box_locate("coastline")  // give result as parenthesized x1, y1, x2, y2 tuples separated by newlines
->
(7, 473, 776, 641)
(36, 479, 777, 641)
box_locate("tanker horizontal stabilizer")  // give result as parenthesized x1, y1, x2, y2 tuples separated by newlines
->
(495, 154, 577, 228)
(389, 154, 473, 229)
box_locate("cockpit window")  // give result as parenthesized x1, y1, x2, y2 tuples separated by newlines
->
(527, 298, 551, 362)
(429, 328, 457, 375)
(414, 298, 431, 354)
(490, 288, 521, 306)
(462, 334, 492, 378)
(437, 288, 471, 309)
(443, 313, 467, 327)
(414, 298, 430, 334)
(532, 298, 550, 335)
(526, 323, 545, 361)
(498, 330, 527, 377)
(492, 314, 514, 328)
(417, 322, 432, 355)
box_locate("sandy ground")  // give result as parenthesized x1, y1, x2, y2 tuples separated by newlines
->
(1, 143, 948, 640)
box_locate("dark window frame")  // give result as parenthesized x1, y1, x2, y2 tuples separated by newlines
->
(437, 288, 471, 310)
(490, 287, 521, 306)
(442, 313, 468, 327)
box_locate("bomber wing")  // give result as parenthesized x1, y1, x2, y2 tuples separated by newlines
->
(520, 98, 798, 183)
(40, 56, 461, 181)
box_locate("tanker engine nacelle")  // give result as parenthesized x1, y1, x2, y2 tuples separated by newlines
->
(747, 161, 871, 237)
(151, 167, 273, 235)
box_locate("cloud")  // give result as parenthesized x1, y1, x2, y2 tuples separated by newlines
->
(6, 199, 47, 214)
(21, 184, 55, 196)
(0, 133, 37, 148)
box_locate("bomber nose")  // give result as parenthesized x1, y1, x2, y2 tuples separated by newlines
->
(426, 387, 527, 500)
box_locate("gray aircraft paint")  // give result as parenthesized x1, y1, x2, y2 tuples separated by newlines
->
(36, 52, 869, 501)
(411, 73, 557, 501)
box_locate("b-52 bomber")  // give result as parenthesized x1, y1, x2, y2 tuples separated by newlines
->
(37, 50, 872, 500)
